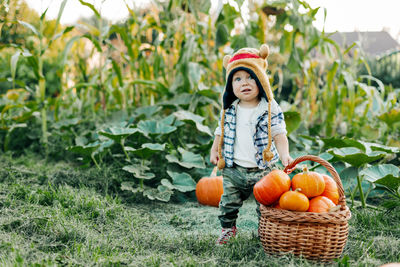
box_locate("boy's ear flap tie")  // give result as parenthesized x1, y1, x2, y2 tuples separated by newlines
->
(217, 109, 227, 170)
(262, 100, 273, 163)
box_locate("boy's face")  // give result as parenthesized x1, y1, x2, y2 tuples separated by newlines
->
(232, 70, 260, 106)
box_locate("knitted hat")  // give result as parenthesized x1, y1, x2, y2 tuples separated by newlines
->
(217, 44, 274, 170)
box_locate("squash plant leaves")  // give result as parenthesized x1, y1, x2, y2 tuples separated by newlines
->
(166, 148, 206, 169)
(134, 105, 162, 119)
(329, 147, 386, 167)
(322, 137, 366, 152)
(283, 111, 301, 135)
(166, 171, 196, 192)
(122, 164, 155, 180)
(137, 120, 177, 137)
(361, 142, 400, 154)
(125, 143, 165, 159)
(361, 164, 400, 193)
(173, 110, 211, 136)
(99, 126, 138, 140)
(143, 185, 173, 202)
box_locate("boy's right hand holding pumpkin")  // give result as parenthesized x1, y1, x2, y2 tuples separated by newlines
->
(210, 149, 219, 165)
(210, 135, 221, 165)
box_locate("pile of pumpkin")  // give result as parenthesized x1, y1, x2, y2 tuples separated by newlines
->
(195, 166, 340, 212)
(253, 166, 340, 212)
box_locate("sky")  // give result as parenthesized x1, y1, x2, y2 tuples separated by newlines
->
(24, 0, 400, 42)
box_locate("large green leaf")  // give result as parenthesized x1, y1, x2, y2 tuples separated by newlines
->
(143, 185, 173, 202)
(173, 110, 211, 135)
(125, 143, 165, 158)
(160, 115, 176, 126)
(166, 148, 206, 169)
(121, 182, 143, 193)
(361, 141, 400, 154)
(361, 164, 400, 192)
(283, 111, 301, 135)
(161, 179, 175, 190)
(137, 120, 177, 137)
(90, 139, 114, 155)
(122, 164, 155, 180)
(99, 127, 139, 142)
(134, 105, 162, 119)
(373, 175, 400, 193)
(339, 166, 360, 191)
(322, 137, 366, 152)
(166, 171, 196, 192)
(53, 118, 80, 130)
(173, 110, 204, 123)
(67, 142, 100, 156)
(121, 183, 172, 202)
(329, 147, 386, 167)
(360, 164, 400, 182)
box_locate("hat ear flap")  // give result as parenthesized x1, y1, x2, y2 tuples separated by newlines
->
(259, 44, 269, 59)
(223, 55, 231, 69)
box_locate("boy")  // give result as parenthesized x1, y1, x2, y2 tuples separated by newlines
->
(210, 44, 292, 245)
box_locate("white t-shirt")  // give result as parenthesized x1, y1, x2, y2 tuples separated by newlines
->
(233, 104, 258, 168)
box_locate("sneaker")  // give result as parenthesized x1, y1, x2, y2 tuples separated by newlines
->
(216, 226, 237, 245)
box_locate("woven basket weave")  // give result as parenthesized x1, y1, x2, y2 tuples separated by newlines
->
(258, 155, 352, 262)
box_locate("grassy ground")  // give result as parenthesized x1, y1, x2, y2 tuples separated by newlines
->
(0, 154, 399, 266)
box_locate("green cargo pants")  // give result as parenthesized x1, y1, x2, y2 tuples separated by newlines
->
(218, 164, 273, 228)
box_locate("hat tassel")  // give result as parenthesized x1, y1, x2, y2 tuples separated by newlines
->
(262, 101, 274, 162)
(217, 109, 226, 169)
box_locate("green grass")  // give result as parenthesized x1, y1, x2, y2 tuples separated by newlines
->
(0, 154, 399, 266)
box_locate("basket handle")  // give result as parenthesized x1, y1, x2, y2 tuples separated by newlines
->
(283, 155, 346, 206)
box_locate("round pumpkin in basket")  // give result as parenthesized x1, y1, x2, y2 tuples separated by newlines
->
(279, 189, 309, 212)
(196, 167, 223, 207)
(308, 196, 336, 213)
(291, 166, 325, 198)
(254, 169, 291, 206)
(320, 174, 339, 204)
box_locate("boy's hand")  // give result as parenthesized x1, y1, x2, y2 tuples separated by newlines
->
(210, 150, 219, 165)
(280, 154, 293, 167)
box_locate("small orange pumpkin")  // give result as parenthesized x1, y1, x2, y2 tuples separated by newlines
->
(279, 189, 309, 212)
(291, 166, 325, 198)
(308, 196, 336, 213)
(195, 167, 223, 207)
(253, 169, 291, 206)
(320, 174, 339, 205)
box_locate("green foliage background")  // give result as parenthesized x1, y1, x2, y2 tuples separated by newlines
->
(0, 0, 399, 207)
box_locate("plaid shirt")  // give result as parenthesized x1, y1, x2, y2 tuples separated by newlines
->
(215, 98, 287, 169)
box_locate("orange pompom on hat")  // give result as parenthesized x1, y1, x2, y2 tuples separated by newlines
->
(217, 44, 275, 170)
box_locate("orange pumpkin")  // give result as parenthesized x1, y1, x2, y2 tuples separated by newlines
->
(291, 166, 325, 198)
(279, 189, 309, 212)
(320, 174, 339, 205)
(308, 196, 336, 213)
(195, 167, 223, 207)
(253, 169, 291, 206)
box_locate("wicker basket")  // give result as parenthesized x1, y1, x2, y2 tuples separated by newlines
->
(258, 155, 352, 262)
